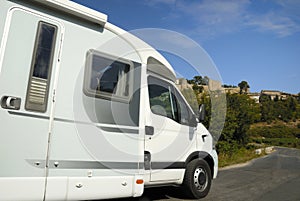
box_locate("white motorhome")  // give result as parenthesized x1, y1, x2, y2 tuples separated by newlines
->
(0, 0, 218, 200)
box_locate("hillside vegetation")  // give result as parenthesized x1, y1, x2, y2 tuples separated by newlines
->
(183, 77, 300, 167)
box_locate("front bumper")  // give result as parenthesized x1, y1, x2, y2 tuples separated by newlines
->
(211, 149, 218, 179)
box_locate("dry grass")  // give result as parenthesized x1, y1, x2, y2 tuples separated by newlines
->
(218, 148, 265, 167)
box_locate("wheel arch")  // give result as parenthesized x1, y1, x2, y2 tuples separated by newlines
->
(185, 151, 214, 178)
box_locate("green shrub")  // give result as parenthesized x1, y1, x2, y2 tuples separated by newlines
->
(216, 141, 239, 156)
(261, 138, 300, 149)
(217, 143, 261, 167)
(247, 125, 300, 138)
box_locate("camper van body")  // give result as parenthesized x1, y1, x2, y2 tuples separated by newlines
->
(0, 0, 218, 200)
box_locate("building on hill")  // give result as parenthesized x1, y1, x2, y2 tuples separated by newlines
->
(177, 78, 225, 93)
(260, 90, 298, 101)
(176, 78, 298, 105)
(224, 87, 240, 94)
(208, 79, 223, 91)
(261, 90, 288, 100)
(248, 92, 260, 103)
(176, 78, 192, 91)
(261, 90, 282, 100)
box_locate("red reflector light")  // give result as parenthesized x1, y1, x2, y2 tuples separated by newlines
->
(136, 179, 144, 184)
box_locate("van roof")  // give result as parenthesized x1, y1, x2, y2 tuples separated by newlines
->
(30, 0, 108, 26)
(105, 23, 176, 81)
(28, 0, 176, 81)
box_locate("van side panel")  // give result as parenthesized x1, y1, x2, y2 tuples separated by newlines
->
(41, 4, 144, 200)
(0, 0, 218, 200)
(0, 3, 62, 200)
(0, 1, 145, 200)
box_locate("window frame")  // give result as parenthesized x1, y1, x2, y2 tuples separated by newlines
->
(83, 49, 134, 103)
(25, 21, 58, 113)
(148, 75, 195, 126)
(148, 76, 179, 123)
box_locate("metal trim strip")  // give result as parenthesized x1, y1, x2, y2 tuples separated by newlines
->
(8, 111, 139, 134)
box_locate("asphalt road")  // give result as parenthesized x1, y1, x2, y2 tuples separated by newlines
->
(104, 147, 300, 201)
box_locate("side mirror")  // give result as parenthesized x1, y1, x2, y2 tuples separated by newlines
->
(198, 104, 206, 122)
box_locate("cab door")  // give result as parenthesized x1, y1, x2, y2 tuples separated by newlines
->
(145, 75, 197, 182)
(0, 8, 62, 200)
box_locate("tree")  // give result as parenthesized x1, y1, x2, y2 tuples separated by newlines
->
(238, 81, 250, 94)
(284, 96, 297, 121)
(187, 76, 208, 86)
(222, 84, 237, 88)
(259, 94, 274, 123)
(194, 76, 203, 85)
(222, 94, 260, 144)
(192, 84, 204, 94)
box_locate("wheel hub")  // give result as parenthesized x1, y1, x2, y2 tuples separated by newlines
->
(193, 167, 208, 192)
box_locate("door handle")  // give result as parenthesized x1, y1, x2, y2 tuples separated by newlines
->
(1, 96, 21, 110)
(145, 126, 154, 135)
(202, 134, 208, 142)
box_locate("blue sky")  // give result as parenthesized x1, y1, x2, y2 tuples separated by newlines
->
(71, 0, 300, 94)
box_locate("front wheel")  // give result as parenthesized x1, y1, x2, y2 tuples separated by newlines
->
(183, 159, 212, 199)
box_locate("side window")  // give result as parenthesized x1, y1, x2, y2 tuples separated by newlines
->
(175, 89, 193, 126)
(25, 22, 57, 112)
(84, 50, 133, 102)
(148, 76, 194, 126)
(148, 76, 179, 122)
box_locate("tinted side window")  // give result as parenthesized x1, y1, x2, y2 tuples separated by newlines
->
(84, 50, 132, 102)
(25, 22, 57, 112)
(148, 76, 179, 122)
(175, 89, 193, 126)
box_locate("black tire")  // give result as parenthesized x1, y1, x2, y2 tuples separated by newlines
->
(183, 159, 212, 199)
